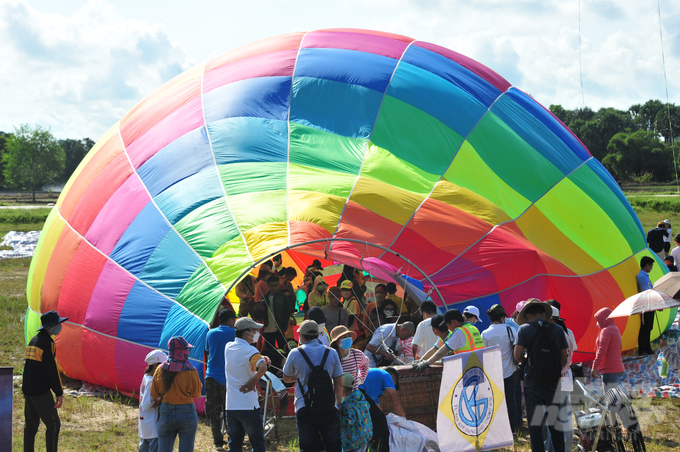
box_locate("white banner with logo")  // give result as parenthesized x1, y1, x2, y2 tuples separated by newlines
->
(437, 345, 513, 451)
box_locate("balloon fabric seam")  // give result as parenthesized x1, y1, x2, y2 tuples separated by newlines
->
(114, 123, 227, 293)
(198, 59, 256, 264)
(429, 155, 599, 279)
(285, 31, 311, 248)
(53, 206, 209, 326)
(327, 40, 415, 255)
(376, 85, 511, 262)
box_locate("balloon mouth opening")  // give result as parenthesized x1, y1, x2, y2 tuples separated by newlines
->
(220, 237, 442, 315)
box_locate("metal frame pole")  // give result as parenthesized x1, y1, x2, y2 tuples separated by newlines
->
(223, 238, 446, 309)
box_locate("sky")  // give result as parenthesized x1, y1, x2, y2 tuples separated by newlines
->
(1, 0, 679, 141)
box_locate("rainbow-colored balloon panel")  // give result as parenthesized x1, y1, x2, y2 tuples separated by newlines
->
(27, 29, 672, 395)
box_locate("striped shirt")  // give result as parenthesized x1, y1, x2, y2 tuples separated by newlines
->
(340, 348, 370, 389)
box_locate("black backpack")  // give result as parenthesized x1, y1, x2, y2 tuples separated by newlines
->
(526, 321, 562, 385)
(297, 348, 335, 414)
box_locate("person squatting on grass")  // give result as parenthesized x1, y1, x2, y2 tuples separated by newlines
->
(23, 311, 69, 452)
(151, 336, 202, 452)
(138, 350, 168, 452)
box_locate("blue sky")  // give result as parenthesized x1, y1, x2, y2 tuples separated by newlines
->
(1, 0, 678, 141)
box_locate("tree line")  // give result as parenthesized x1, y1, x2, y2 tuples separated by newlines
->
(1, 100, 679, 202)
(549, 100, 680, 183)
(0, 125, 93, 201)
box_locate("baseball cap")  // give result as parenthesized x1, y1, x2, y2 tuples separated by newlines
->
(341, 372, 355, 388)
(463, 306, 480, 318)
(340, 280, 353, 290)
(298, 320, 320, 337)
(145, 350, 168, 365)
(235, 317, 264, 331)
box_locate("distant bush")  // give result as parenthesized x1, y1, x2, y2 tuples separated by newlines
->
(0, 208, 51, 224)
(628, 197, 680, 213)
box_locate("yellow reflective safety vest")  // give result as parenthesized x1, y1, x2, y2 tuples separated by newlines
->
(453, 322, 485, 354)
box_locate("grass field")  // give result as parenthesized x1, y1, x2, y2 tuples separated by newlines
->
(2, 193, 680, 451)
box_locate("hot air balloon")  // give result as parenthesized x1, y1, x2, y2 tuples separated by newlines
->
(26, 28, 674, 400)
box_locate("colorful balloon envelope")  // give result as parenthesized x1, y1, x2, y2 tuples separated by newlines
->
(26, 29, 673, 397)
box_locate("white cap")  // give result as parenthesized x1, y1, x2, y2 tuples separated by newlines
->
(463, 305, 480, 318)
(235, 317, 264, 331)
(551, 306, 560, 319)
(145, 349, 168, 365)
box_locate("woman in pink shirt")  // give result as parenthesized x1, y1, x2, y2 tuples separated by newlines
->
(592, 308, 625, 391)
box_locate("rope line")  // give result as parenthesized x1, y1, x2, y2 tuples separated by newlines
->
(657, 0, 678, 193)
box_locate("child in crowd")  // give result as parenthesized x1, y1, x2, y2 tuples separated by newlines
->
(398, 335, 415, 364)
(340, 372, 373, 452)
(138, 350, 167, 452)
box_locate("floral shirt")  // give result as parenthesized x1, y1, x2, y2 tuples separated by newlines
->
(340, 389, 372, 450)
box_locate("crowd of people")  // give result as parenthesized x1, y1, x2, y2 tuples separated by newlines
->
(21, 255, 680, 452)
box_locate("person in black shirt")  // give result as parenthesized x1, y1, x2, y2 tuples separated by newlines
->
(22, 311, 69, 452)
(647, 221, 669, 258)
(664, 255, 678, 272)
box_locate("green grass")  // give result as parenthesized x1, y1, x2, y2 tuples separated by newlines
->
(0, 207, 51, 225)
(2, 193, 678, 451)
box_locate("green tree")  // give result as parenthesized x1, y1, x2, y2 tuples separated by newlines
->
(629, 100, 664, 132)
(654, 104, 680, 144)
(59, 137, 94, 182)
(3, 124, 65, 202)
(603, 130, 670, 181)
(0, 132, 9, 188)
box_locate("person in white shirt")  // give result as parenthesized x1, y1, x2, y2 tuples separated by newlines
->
(412, 301, 439, 359)
(481, 304, 520, 433)
(138, 350, 167, 452)
(663, 219, 673, 256)
(224, 317, 270, 452)
(671, 233, 680, 265)
(364, 322, 415, 367)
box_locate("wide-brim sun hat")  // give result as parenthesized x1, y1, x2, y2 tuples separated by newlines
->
(517, 298, 552, 325)
(37, 311, 69, 332)
(330, 325, 357, 344)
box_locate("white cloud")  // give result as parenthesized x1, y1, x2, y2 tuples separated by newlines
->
(0, 0, 189, 139)
(0, 0, 678, 142)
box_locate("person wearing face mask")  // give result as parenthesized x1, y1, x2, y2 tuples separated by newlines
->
(223, 318, 270, 452)
(330, 326, 370, 389)
(379, 300, 399, 324)
(340, 280, 361, 316)
(463, 306, 480, 325)
(23, 310, 69, 452)
(308, 275, 330, 309)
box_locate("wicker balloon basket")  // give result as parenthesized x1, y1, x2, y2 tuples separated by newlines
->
(378, 364, 443, 430)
